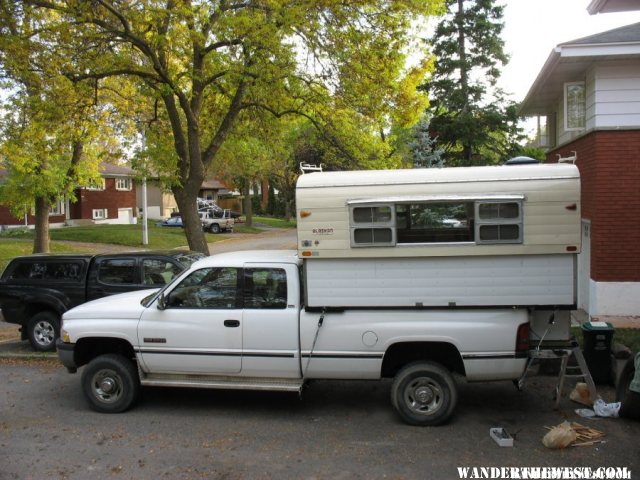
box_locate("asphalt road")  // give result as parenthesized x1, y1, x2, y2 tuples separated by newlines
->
(1, 359, 639, 480)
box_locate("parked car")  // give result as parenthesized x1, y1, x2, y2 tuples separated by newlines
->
(0, 250, 205, 351)
(157, 216, 184, 227)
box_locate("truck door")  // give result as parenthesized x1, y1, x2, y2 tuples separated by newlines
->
(137, 266, 243, 374)
(241, 264, 301, 378)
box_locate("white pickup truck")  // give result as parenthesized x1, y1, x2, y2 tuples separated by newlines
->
(57, 250, 531, 426)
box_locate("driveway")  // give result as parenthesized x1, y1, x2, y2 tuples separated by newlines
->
(209, 227, 296, 253)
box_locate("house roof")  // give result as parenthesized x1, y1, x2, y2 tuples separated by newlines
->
(200, 178, 227, 190)
(519, 22, 640, 116)
(588, 0, 640, 14)
(99, 163, 135, 177)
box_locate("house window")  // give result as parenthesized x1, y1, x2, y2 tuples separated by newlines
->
(86, 179, 106, 191)
(115, 178, 132, 191)
(49, 200, 65, 216)
(564, 82, 585, 131)
(475, 201, 522, 244)
(92, 209, 107, 220)
(350, 205, 395, 246)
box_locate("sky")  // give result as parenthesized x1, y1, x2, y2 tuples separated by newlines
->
(500, 0, 640, 102)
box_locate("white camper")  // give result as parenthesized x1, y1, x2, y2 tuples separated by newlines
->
(296, 164, 581, 309)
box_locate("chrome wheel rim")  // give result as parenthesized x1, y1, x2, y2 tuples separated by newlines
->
(90, 369, 124, 404)
(403, 378, 443, 416)
(34, 321, 55, 347)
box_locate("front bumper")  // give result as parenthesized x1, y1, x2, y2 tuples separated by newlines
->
(56, 340, 77, 373)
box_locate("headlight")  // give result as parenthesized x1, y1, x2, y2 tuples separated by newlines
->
(61, 330, 71, 343)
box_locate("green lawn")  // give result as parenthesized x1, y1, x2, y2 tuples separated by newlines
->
(0, 239, 95, 271)
(251, 216, 297, 229)
(0, 222, 233, 250)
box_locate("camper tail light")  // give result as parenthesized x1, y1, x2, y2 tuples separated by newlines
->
(516, 323, 530, 353)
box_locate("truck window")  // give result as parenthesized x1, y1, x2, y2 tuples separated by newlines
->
(244, 268, 287, 309)
(97, 259, 137, 285)
(142, 259, 182, 286)
(6, 260, 84, 282)
(167, 267, 241, 309)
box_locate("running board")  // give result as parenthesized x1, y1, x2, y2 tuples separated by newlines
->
(140, 373, 304, 393)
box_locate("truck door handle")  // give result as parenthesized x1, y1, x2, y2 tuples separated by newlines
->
(224, 320, 240, 328)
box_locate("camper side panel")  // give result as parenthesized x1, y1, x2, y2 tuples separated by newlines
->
(304, 255, 575, 308)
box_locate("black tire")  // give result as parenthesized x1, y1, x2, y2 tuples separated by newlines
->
(81, 354, 140, 413)
(27, 311, 60, 352)
(391, 361, 458, 426)
(616, 357, 636, 402)
(209, 223, 221, 234)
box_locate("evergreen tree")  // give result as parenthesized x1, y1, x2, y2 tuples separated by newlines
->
(424, 0, 522, 166)
(409, 116, 444, 168)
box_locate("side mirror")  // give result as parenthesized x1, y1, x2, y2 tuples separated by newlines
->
(157, 293, 167, 310)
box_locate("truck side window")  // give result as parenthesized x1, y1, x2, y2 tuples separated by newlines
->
(244, 268, 287, 309)
(7, 261, 83, 282)
(97, 259, 137, 285)
(168, 267, 241, 309)
(142, 259, 182, 285)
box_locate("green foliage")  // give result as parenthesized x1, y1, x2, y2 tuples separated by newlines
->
(423, 0, 523, 166)
(409, 116, 445, 168)
(18, 0, 445, 253)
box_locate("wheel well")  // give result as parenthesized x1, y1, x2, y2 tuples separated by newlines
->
(74, 337, 136, 368)
(381, 342, 465, 378)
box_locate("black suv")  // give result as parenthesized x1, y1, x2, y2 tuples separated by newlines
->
(0, 250, 205, 351)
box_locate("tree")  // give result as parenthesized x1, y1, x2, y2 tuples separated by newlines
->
(423, 0, 522, 166)
(0, 3, 126, 252)
(24, 0, 443, 254)
(409, 116, 444, 168)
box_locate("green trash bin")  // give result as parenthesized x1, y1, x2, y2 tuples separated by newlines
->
(581, 321, 614, 384)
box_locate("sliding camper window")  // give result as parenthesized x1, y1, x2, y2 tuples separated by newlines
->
(475, 201, 522, 243)
(396, 202, 474, 243)
(350, 205, 395, 246)
(349, 198, 523, 247)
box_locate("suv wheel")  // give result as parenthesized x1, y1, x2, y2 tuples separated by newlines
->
(209, 223, 221, 234)
(27, 312, 60, 352)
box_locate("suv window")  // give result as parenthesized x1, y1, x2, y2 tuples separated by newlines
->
(97, 258, 137, 285)
(6, 260, 84, 282)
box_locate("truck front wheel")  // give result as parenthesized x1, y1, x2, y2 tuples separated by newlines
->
(27, 312, 60, 352)
(81, 354, 140, 413)
(391, 361, 458, 426)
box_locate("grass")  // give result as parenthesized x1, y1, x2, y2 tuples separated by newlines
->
(0, 239, 95, 271)
(251, 216, 297, 229)
(0, 222, 231, 251)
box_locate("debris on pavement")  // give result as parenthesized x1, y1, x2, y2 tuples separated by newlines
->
(543, 422, 605, 449)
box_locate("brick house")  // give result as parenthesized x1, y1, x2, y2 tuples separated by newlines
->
(519, 22, 640, 317)
(0, 163, 137, 228)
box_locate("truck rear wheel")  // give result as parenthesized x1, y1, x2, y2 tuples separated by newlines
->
(27, 312, 60, 352)
(391, 361, 457, 426)
(209, 223, 221, 234)
(81, 354, 140, 413)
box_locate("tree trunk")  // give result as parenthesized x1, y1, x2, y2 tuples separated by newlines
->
(242, 182, 253, 227)
(33, 196, 50, 254)
(172, 186, 209, 255)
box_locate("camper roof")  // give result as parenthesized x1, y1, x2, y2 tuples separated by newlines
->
(296, 164, 578, 189)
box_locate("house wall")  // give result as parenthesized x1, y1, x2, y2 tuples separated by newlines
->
(548, 129, 640, 315)
(0, 207, 66, 228)
(74, 177, 136, 222)
(555, 61, 640, 148)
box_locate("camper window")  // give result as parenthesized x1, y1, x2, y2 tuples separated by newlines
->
(475, 201, 522, 244)
(396, 202, 474, 244)
(350, 204, 396, 246)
